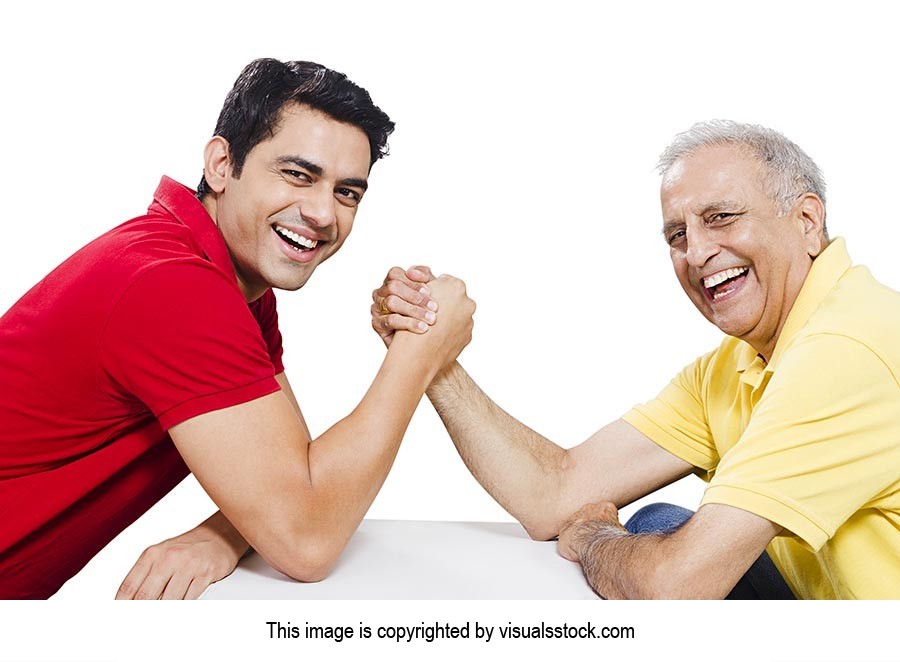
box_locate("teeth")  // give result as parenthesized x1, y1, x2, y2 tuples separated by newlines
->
(275, 226, 317, 250)
(713, 285, 735, 300)
(703, 267, 748, 289)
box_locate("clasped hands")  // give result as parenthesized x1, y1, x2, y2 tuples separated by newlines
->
(371, 265, 476, 376)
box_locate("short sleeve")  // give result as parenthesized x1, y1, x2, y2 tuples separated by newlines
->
(249, 289, 285, 374)
(622, 351, 720, 474)
(98, 261, 281, 430)
(701, 333, 900, 551)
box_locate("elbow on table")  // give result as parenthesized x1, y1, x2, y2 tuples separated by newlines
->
(265, 534, 343, 584)
(521, 520, 560, 542)
(516, 495, 569, 540)
(275, 547, 337, 584)
(521, 448, 583, 542)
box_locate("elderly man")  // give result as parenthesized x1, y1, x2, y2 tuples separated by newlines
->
(0, 58, 475, 599)
(373, 121, 900, 599)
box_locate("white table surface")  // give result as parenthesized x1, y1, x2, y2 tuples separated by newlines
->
(202, 519, 598, 599)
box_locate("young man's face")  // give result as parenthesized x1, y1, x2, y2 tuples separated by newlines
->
(213, 103, 371, 300)
(660, 143, 820, 360)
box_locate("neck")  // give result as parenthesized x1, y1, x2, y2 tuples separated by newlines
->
(747, 257, 816, 363)
(199, 193, 260, 302)
(200, 194, 218, 226)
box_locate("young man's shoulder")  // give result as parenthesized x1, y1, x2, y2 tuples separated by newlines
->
(37, 211, 228, 308)
(83, 212, 208, 281)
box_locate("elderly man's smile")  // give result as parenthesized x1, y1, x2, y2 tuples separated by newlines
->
(701, 266, 750, 302)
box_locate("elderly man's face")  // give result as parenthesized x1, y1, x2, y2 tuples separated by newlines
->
(660, 144, 819, 360)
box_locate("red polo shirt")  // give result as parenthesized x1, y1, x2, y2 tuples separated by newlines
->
(0, 177, 284, 598)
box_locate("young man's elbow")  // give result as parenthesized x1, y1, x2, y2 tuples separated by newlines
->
(276, 546, 339, 583)
(282, 561, 332, 584)
(261, 528, 343, 583)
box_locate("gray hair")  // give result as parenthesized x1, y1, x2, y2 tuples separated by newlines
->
(657, 120, 827, 215)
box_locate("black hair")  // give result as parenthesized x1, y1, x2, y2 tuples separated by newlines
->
(197, 58, 394, 199)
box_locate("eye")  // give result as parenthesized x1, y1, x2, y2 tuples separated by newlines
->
(667, 228, 686, 247)
(708, 212, 736, 223)
(282, 169, 312, 183)
(335, 187, 362, 206)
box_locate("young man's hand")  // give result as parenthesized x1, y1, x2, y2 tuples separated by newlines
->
(116, 511, 248, 600)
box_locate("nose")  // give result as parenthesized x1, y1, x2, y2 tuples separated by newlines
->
(684, 223, 720, 268)
(299, 185, 337, 229)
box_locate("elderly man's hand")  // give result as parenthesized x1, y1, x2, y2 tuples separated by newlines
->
(116, 513, 247, 600)
(371, 265, 438, 347)
(410, 274, 476, 370)
(557, 501, 627, 562)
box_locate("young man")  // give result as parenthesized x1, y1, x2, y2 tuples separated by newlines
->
(0, 58, 475, 599)
(373, 121, 900, 599)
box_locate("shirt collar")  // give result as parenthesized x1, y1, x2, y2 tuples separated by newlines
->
(735, 237, 852, 373)
(735, 343, 762, 374)
(149, 176, 240, 287)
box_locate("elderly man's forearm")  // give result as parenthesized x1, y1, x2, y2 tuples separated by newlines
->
(573, 522, 651, 599)
(573, 524, 714, 599)
(427, 362, 570, 539)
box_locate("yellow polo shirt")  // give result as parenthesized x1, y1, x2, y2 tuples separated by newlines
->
(623, 238, 900, 599)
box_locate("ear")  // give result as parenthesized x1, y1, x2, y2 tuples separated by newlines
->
(202, 136, 232, 194)
(795, 193, 826, 257)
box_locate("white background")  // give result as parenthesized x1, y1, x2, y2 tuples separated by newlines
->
(2, 0, 898, 657)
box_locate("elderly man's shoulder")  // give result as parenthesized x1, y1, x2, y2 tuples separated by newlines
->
(804, 263, 900, 367)
(815, 264, 900, 329)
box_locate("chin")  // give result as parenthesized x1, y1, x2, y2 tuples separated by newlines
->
(710, 316, 757, 340)
(263, 269, 313, 292)
(275, 278, 312, 292)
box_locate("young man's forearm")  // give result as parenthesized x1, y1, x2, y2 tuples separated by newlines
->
(185, 336, 436, 560)
(199, 510, 252, 559)
(426, 361, 569, 539)
(293, 330, 447, 571)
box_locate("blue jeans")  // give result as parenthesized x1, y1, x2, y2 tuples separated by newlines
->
(624, 503, 795, 599)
